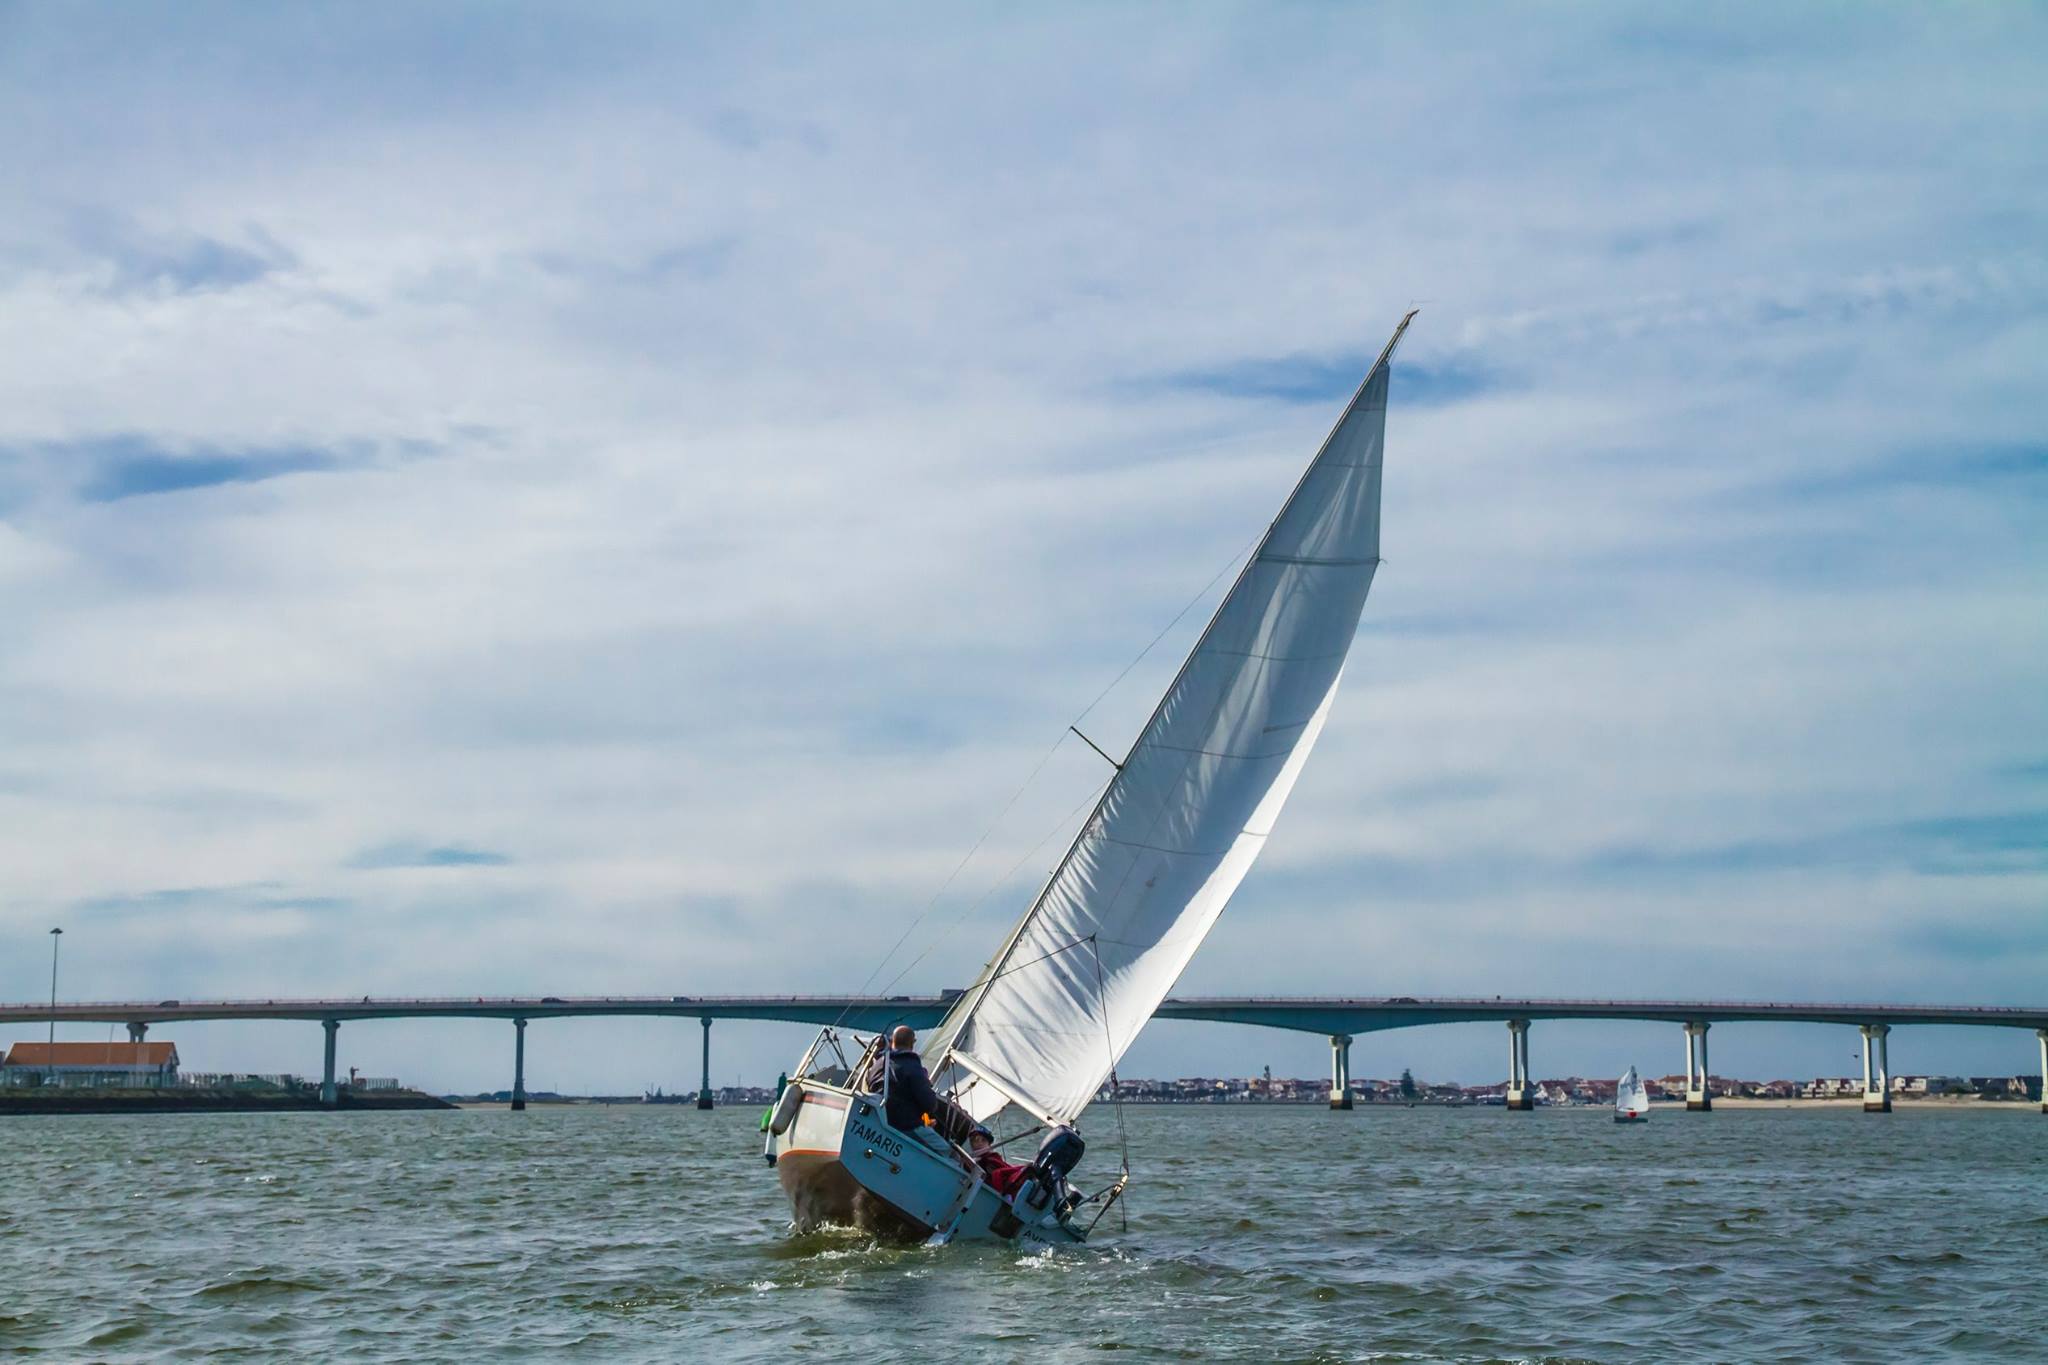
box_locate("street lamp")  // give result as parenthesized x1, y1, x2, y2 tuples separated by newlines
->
(47, 928, 62, 1085)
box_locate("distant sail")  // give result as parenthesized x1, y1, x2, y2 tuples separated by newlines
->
(926, 315, 1416, 1126)
(1616, 1066, 1651, 1118)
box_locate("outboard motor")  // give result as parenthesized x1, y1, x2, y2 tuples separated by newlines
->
(1034, 1126, 1086, 1187)
(1012, 1126, 1085, 1217)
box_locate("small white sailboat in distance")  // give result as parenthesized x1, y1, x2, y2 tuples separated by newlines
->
(763, 312, 1418, 1246)
(1615, 1065, 1651, 1123)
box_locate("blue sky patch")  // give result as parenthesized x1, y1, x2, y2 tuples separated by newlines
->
(1739, 444, 2047, 509)
(1135, 353, 1498, 408)
(350, 843, 515, 870)
(1583, 808, 2048, 882)
(73, 884, 351, 917)
(74, 437, 340, 502)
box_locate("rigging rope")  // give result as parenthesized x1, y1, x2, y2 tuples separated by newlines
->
(828, 734, 1075, 1032)
(1086, 935, 1133, 1233)
(871, 776, 1108, 996)
(991, 1122, 1044, 1151)
(984, 932, 1097, 985)
(1072, 535, 1260, 731)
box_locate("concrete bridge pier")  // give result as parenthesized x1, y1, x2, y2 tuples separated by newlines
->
(512, 1018, 528, 1112)
(126, 1021, 147, 1044)
(697, 1016, 714, 1110)
(1684, 1021, 1712, 1111)
(320, 1018, 339, 1107)
(1505, 1019, 1533, 1110)
(2039, 1029, 2047, 1115)
(1861, 1023, 1892, 1112)
(1329, 1033, 1353, 1109)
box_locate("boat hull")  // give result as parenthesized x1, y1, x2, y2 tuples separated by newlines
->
(772, 1087, 866, 1228)
(765, 1080, 1083, 1246)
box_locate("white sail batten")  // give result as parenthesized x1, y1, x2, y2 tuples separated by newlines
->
(930, 314, 1415, 1126)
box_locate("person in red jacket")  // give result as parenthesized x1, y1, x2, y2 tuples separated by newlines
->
(966, 1125, 1029, 1199)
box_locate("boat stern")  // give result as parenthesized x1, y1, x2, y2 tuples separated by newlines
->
(767, 1080, 865, 1229)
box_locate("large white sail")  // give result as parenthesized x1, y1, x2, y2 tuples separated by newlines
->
(1617, 1066, 1651, 1117)
(927, 314, 1416, 1126)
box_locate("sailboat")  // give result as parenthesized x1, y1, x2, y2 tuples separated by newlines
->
(1615, 1065, 1651, 1123)
(763, 312, 1417, 1245)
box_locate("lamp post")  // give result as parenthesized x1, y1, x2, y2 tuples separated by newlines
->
(47, 928, 63, 1085)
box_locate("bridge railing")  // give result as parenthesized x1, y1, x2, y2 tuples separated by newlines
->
(25, 993, 955, 1008)
(1165, 997, 2041, 1016)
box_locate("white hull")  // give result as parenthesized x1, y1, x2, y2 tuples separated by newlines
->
(765, 1079, 1085, 1247)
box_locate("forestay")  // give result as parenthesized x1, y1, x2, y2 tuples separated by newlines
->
(927, 314, 1416, 1126)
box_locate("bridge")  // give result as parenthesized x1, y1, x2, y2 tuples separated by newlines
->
(4, 994, 2043, 1115)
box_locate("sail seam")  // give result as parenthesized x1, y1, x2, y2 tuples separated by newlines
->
(1070, 652, 1274, 922)
(1255, 554, 1383, 567)
(1095, 831, 1267, 858)
(1186, 645, 1352, 665)
(1141, 741, 1311, 761)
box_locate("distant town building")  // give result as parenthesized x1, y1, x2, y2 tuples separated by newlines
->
(2, 1041, 180, 1088)
(1086, 1068, 2042, 1106)
(182, 1073, 303, 1091)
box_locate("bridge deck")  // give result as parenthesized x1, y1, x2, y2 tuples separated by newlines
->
(1, 994, 2042, 1032)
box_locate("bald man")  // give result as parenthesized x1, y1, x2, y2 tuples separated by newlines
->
(880, 1024, 967, 1141)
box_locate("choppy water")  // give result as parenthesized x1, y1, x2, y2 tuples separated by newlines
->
(3, 1103, 2043, 1362)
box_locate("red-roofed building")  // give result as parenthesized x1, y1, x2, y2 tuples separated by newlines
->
(2, 1041, 181, 1088)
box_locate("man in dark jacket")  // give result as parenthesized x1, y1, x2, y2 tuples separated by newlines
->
(880, 1025, 969, 1141)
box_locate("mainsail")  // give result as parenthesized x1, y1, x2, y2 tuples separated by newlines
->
(926, 313, 1416, 1126)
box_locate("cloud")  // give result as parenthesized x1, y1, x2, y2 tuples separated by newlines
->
(65, 209, 296, 297)
(529, 237, 739, 288)
(0, 5, 2042, 1092)
(1905, 917, 2048, 964)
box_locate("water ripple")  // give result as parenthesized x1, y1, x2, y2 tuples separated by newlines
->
(3, 1105, 2044, 1360)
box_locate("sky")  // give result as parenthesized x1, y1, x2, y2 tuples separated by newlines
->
(1, 5, 2043, 1095)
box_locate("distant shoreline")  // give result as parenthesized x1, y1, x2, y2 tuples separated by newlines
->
(456, 1095, 2037, 1113)
(1107, 1095, 2040, 1112)
(1693, 1095, 2033, 1111)
(0, 1088, 453, 1116)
